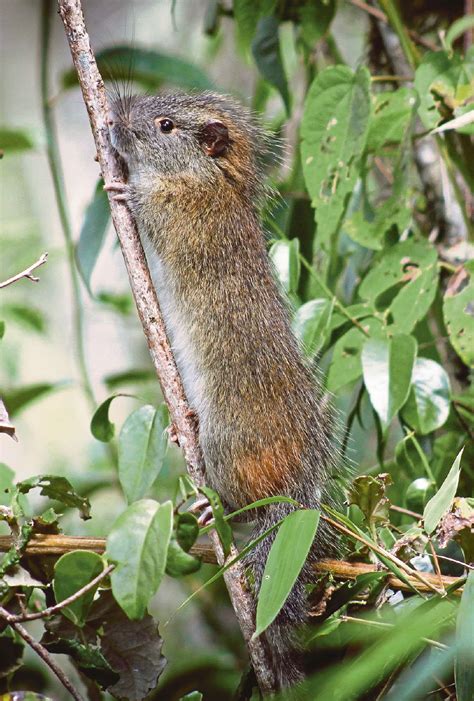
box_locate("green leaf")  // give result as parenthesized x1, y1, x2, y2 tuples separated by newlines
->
(180, 693, 203, 701)
(233, 0, 261, 50)
(165, 513, 201, 578)
(200, 486, 233, 557)
(401, 358, 451, 435)
(446, 16, 474, 52)
(298, 0, 336, 47)
(269, 238, 300, 295)
(361, 335, 417, 428)
(16, 474, 91, 520)
(414, 50, 474, 129)
(366, 88, 418, 151)
(53, 551, 105, 626)
(359, 238, 439, 333)
(443, 261, 474, 367)
(0, 321, 5, 339)
(96, 290, 133, 315)
(301, 66, 371, 264)
(2, 382, 67, 416)
(176, 512, 199, 552)
(104, 368, 155, 390)
(76, 181, 110, 294)
(252, 16, 290, 114)
(118, 404, 168, 504)
(2, 303, 47, 333)
(423, 448, 463, 534)
(327, 317, 385, 393)
(106, 499, 173, 619)
(292, 298, 333, 359)
(455, 570, 474, 701)
(62, 46, 213, 92)
(254, 509, 320, 638)
(90, 395, 119, 443)
(0, 127, 35, 152)
(405, 478, 436, 513)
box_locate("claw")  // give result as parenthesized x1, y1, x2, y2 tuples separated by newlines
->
(167, 423, 180, 446)
(112, 193, 129, 202)
(104, 181, 127, 192)
(197, 505, 214, 527)
(188, 496, 214, 527)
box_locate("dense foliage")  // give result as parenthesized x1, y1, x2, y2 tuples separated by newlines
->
(1, 1, 473, 700)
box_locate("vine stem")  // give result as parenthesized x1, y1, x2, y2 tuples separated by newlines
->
(56, 0, 277, 694)
(0, 606, 84, 701)
(40, 0, 95, 407)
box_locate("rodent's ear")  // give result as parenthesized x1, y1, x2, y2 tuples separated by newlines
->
(199, 121, 229, 157)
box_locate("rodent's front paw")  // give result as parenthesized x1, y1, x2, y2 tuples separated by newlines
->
(188, 495, 214, 527)
(104, 181, 130, 204)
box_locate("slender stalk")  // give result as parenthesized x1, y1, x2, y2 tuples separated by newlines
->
(40, 0, 95, 407)
(0, 252, 48, 289)
(377, 0, 420, 68)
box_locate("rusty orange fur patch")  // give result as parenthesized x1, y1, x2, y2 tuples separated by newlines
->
(235, 440, 301, 502)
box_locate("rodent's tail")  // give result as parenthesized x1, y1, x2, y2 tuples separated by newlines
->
(245, 501, 326, 692)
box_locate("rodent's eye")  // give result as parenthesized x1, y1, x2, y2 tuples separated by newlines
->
(156, 118, 175, 133)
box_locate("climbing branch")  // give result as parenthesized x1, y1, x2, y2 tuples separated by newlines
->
(56, 0, 276, 693)
(0, 606, 84, 701)
(0, 252, 48, 289)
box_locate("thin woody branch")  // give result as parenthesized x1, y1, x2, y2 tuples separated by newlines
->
(7, 563, 114, 623)
(0, 534, 464, 596)
(56, 0, 276, 693)
(0, 605, 84, 701)
(0, 252, 48, 289)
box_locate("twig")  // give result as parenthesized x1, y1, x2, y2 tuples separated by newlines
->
(390, 504, 422, 520)
(0, 252, 48, 289)
(346, 0, 438, 52)
(8, 564, 114, 623)
(0, 535, 463, 595)
(0, 605, 84, 701)
(40, 0, 95, 407)
(56, 0, 276, 693)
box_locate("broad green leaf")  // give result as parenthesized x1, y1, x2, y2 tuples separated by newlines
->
(443, 261, 474, 367)
(2, 303, 46, 333)
(344, 195, 411, 251)
(180, 693, 203, 701)
(118, 405, 168, 504)
(301, 66, 371, 264)
(358, 239, 438, 333)
(298, 0, 336, 46)
(176, 512, 199, 552)
(423, 448, 463, 534)
(455, 570, 474, 701)
(252, 16, 290, 114)
(0, 463, 14, 506)
(414, 50, 474, 129)
(367, 88, 419, 151)
(200, 486, 233, 557)
(90, 394, 121, 443)
(254, 509, 320, 638)
(292, 298, 333, 359)
(96, 290, 133, 315)
(16, 474, 91, 520)
(53, 551, 104, 626)
(76, 181, 110, 294)
(0, 321, 4, 339)
(165, 539, 201, 578)
(362, 335, 417, 428)
(401, 358, 451, 435)
(327, 316, 385, 393)
(2, 382, 66, 416)
(405, 478, 436, 513)
(106, 499, 173, 619)
(0, 127, 35, 152)
(62, 46, 213, 92)
(269, 239, 300, 295)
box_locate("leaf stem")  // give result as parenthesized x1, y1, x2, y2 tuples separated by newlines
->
(40, 0, 95, 407)
(377, 0, 421, 69)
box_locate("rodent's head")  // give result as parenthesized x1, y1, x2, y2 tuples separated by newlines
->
(109, 91, 267, 203)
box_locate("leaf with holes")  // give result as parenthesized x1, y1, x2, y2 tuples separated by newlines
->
(367, 88, 418, 151)
(361, 335, 417, 428)
(16, 474, 91, 520)
(443, 261, 474, 367)
(301, 66, 371, 265)
(401, 358, 451, 435)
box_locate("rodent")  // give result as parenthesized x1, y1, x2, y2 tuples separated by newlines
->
(108, 91, 342, 692)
